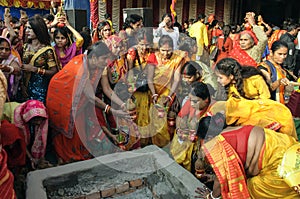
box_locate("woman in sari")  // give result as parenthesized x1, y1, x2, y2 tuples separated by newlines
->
(53, 14, 83, 68)
(147, 35, 185, 147)
(258, 40, 290, 104)
(0, 36, 21, 101)
(126, 28, 154, 147)
(21, 15, 60, 104)
(92, 20, 112, 44)
(195, 114, 300, 199)
(46, 42, 127, 164)
(102, 35, 141, 150)
(14, 99, 50, 169)
(229, 12, 268, 67)
(170, 82, 225, 172)
(215, 58, 270, 100)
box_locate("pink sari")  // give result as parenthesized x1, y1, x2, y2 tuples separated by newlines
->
(14, 100, 48, 159)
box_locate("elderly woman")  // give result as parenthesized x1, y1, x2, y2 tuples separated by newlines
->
(229, 12, 268, 67)
(0, 36, 21, 101)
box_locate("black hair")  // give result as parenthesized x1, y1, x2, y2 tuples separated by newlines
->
(181, 61, 202, 77)
(87, 41, 111, 58)
(43, 14, 54, 22)
(158, 34, 173, 49)
(271, 40, 288, 52)
(123, 14, 143, 30)
(215, 58, 245, 97)
(190, 82, 211, 103)
(196, 112, 226, 140)
(221, 25, 231, 52)
(28, 14, 50, 45)
(178, 36, 196, 54)
(80, 30, 92, 52)
(53, 26, 73, 47)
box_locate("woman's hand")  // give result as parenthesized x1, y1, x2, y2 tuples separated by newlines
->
(21, 64, 36, 73)
(280, 78, 290, 86)
(195, 186, 211, 198)
(110, 108, 131, 119)
(30, 158, 39, 170)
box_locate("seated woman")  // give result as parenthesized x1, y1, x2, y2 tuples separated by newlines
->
(195, 114, 300, 199)
(53, 14, 83, 67)
(170, 82, 225, 172)
(14, 99, 50, 169)
(0, 36, 21, 101)
(258, 40, 290, 104)
(215, 57, 271, 100)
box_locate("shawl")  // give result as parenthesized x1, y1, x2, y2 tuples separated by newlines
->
(54, 42, 82, 67)
(14, 100, 48, 159)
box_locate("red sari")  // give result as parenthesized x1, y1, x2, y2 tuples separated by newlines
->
(47, 55, 118, 163)
(0, 150, 16, 199)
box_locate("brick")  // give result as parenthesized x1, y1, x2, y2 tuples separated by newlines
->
(85, 192, 100, 199)
(100, 186, 116, 198)
(122, 188, 136, 195)
(74, 196, 86, 199)
(129, 179, 143, 187)
(115, 182, 130, 194)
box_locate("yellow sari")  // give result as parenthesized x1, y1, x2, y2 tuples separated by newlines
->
(226, 96, 297, 139)
(248, 128, 299, 198)
(150, 52, 185, 147)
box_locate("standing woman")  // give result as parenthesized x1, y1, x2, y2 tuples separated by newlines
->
(147, 35, 185, 147)
(53, 15, 83, 67)
(0, 36, 21, 101)
(155, 13, 180, 50)
(126, 28, 154, 147)
(119, 14, 143, 49)
(215, 25, 233, 63)
(21, 15, 60, 103)
(258, 40, 290, 104)
(92, 20, 112, 44)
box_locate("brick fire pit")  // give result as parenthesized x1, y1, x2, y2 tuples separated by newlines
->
(26, 145, 203, 198)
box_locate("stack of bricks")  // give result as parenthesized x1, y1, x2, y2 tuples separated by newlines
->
(75, 178, 145, 199)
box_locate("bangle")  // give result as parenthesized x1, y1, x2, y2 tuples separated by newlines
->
(210, 191, 220, 199)
(167, 95, 173, 102)
(8, 65, 14, 74)
(106, 106, 111, 114)
(152, 93, 158, 98)
(104, 104, 109, 113)
(121, 103, 126, 109)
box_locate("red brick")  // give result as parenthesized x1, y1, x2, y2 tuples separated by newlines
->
(85, 191, 100, 199)
(100, 186, 116, 198)
(122, 188, 136, 195)
(129, 179, 143, 187)
(115, 182, 130, 194)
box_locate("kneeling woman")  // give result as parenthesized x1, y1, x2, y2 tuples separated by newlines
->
(195, 113, 299, 199)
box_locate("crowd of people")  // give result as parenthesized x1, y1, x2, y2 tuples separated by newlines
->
(0, 5, 300, 198)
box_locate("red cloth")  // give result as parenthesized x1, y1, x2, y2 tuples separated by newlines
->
(90, 0, 99, 29)
(147, 53, 158, 65)
(0, 150, 16, 199)
(0, 120, 26, 169)
(222, 125, 253, 165)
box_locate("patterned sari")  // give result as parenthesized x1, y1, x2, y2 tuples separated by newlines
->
(148, 51, 185, 147)
(0, 150, 16, 199)
(22, 45, 59, 103)
(14, 100, 48, 159)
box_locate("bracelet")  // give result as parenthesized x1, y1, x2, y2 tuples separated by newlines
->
(152, 93, 158, 98)
(167, 95, 173, 102)
(121, 103, 126, 109)
(104, 104, 109, 113)
(8, 65, 14, 74)
(106, 106, 111, 114)
(210, 191, 220, 199)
